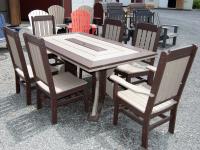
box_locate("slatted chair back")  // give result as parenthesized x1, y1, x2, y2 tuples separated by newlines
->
(48, 5, 65, 25)
(102, 19, 124, 42)
(3, 27, 29, 79)
(28, 10, 48, 29)
(78, 5, 94, 24)
(71, 10, 90, 33)
(148, 45, 197, 110)
(132, 9, 154, 27)
(31, 15, 56, 37)
(0, 14, 6, 39)
(23, 33, 54, 88)
(93, 3, 104, 25)
(106, 3, 125, 24)
(133, 23, 161, 52)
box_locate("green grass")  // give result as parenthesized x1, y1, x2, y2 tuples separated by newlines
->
(193, 0, 200, 9)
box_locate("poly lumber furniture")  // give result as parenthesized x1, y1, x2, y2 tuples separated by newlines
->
(31, 15, 63, 66)
(78, 5, 94, 24)
(67, 10, 97, 35)
(109, 44, 198, 148)
(3, 27, 58, 105)
(23, 33, 89, 124)
(48, 5, 66, 29)
(43, 33, 156, 121)
(115, 23, 161, 85)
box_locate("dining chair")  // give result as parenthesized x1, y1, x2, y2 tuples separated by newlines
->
(28, 10, 48, 31)
(31, 15, 63, 66)
(110, 44, 198, 148)
(23, 33, 89, 124)
(3, 27, 58, 105)
(93, 2, 104, 26)
(48, 5, 66, 29)
(115, 23, 161, 85)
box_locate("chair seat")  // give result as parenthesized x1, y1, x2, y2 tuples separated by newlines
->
(167, 33, 177, 38)
(118, 89, 177, 114)
(37, 72, 87, 94)
(15, 64, 58, 79)
(116, 62, 149, 74)
(67, 23, 97, 34)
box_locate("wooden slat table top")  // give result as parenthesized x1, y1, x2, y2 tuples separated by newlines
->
(43, 33, 156, 72)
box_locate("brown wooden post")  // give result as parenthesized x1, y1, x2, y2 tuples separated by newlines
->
(176, 0, 184, 9)
(63, 0, 72, 17)
(8, 0, 21, 26)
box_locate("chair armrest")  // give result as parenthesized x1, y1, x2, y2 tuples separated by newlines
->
(162, 24, 178, 28)
(109, 75, 154, 97)
(146, 65, 157, 72)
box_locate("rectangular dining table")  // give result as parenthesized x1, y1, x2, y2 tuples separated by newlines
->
(43, 33, 156, 121)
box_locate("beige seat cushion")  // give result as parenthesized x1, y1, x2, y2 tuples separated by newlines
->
(116, 62, 149, 74)
(37, 72, 87, 94)
(15, 65, 58, 79)
(118, 89, 177, 114)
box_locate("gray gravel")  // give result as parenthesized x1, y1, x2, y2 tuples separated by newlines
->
(0, 9, 200, 150)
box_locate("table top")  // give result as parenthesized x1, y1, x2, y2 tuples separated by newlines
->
(44, 33, 156, 72)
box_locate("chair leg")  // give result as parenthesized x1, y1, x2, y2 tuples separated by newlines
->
(162, 37, 167, 48)
(126, 76, 131, 83)
(36, 88, 42, 109)
(83, 88, 89, 112)
(79, 68, 83, 79)
(113, 98, 119, 125)
(141, 120, 150, 149)
(173, 37, 177, 45)
(147, 72, 154, 85)
(51, 98, 57, 124)
(26, 83, 32, 105)
(15, 73, 20, 94)
(168, 108, 177, 134)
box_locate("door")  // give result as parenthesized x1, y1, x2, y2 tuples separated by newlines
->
(20, 0, 62, 20)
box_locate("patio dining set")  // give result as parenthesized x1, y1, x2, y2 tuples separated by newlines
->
(0, 2, 198, 149)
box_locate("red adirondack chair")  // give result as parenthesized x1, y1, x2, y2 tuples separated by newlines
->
(67, 10, 96, 34)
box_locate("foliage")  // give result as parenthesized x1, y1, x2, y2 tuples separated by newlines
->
(193, 0, 200, 9)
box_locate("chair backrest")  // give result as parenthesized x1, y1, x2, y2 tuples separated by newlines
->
(102, 19, 124, 42)
(148, 45, 197, 109)
(93, 3, 104, 25)
(71, 10, 90, 33)
(133, 23, 161, 52)
(28, 10, 48, 28)
(4, 27, 29, 80)
(48, 5, 65, 25)
(23, 33, 53, 87)
(31, 15, 56, 37)
(106, 3, 125, 23)
(133, 9, 154, 26)
(78, 5, 94, 24)
(0, 14, 6, 38)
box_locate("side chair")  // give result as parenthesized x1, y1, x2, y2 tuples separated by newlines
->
(110, 44, 198, 148)
(3, 27, 58, 105)
(23, 33, 89, 124)
(115, 23, 161, 85)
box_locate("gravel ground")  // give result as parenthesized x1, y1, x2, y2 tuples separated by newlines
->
(0, 9, 200, 150)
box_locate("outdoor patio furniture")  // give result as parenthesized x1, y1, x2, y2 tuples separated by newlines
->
(31, 15, 63, 66)
(109, 44, 198, 148)
(43, 33, 156, 121)
(48, 5, 66, 29)
(28, 10, 48, 31)
(155, 13, 179, 48)
(0, 14, 6, 45)
(3, 27, 58, 105)
(115, 23, 161, 85)
(23, 33, 89, 124)
(67, 10, 96, 34)
(93, 2, 104, 26)
(78, 5, 94, 24)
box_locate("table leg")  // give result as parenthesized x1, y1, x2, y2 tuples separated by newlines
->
(88, 70, 106, 121)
